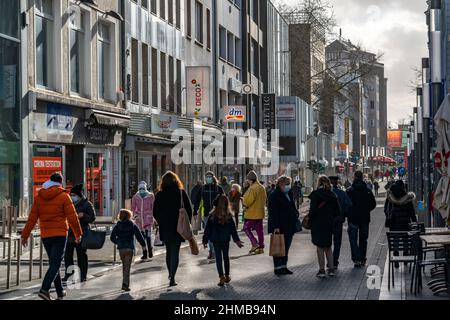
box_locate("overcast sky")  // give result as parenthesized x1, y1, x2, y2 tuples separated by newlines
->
(282, 0, 428, 125)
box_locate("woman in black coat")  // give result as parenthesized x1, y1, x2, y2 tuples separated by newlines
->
(63, 184, 96, 282)
(384, 180, 417, 231)
(268, 176, 299, 276)
(308, 176, 341, 278)
(153, 171, 193, 287)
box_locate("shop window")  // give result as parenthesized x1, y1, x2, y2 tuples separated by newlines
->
(36, 0, 54, 88)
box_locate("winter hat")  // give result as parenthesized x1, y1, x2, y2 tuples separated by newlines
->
(247, 170, 258, 182)
(205, 171, 215, 177)
(138, 181, 148, 190)
(71, 184, 84, 197)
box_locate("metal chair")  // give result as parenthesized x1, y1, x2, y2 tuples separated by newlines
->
(386, 231, 417, 290)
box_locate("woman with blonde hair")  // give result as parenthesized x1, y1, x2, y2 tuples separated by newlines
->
(308, 176, 341, 278)
(153, 171, 193, 287)
(228, 183, 242, 228)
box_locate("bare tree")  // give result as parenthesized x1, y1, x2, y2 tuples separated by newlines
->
(408, 65, 422, 93)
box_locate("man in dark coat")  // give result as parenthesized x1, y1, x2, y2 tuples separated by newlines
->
(291, 181, 303, 210)
(329, 176, 352, 269)
(193, 171, 223, 259)
(346, 171, 377, 268)
(63, 184, 96, 282)
(268, 176, 300, 275)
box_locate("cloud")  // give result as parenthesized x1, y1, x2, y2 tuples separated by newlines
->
(281, 0, 428, 123)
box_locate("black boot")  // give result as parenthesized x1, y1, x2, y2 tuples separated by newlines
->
(146, 238, 153, 258)
(141, 250, 148, 260)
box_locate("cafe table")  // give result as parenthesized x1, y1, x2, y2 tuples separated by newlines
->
(420, 234, 450, 295)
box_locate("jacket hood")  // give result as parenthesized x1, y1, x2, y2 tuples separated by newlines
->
(309, 188, 337, 201)
(38, 184, 66, 200)
(352, 179, 368, 191)
(116, 220, 134, 232)
(387, 190, 415, 205)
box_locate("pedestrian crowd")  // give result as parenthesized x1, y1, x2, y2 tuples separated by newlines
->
(21, 166, 414, 299)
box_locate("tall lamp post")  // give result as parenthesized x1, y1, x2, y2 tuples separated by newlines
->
(422, 57, 432, 227)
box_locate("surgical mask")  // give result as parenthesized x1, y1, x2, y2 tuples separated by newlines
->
(71, 195, 80, 203)
(139, 189, 147, 196)
(206, 177, 213, 184)
(284, 185, 291, 193)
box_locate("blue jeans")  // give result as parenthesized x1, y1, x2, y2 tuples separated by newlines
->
(273, 234, 293, 270)
(333, 222, 343, 266)
(347, 222, 369, 263)
(41, 236, 67, 294)
(203, 216, 214, 255)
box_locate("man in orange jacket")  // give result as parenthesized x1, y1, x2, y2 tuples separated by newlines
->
(21, 172, 82, 300)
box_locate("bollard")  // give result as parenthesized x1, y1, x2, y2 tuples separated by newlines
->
(16, 238, 21, 286)
(39, 238, 43, 279)
(29, 236, 33, 282)
(6, 237, 11, 289)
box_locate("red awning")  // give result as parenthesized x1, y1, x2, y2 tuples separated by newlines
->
(371, 156, 396, 165)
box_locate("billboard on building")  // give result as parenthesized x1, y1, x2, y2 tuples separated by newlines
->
(388, 131, 402, 148)
(186, 66, 210, 119)
(151, 114, 178, 135)
(276, 104, 296, 120)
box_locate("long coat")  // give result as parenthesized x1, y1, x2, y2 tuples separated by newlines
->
(153, 186, 193, 243)
(268, 187, 299, 236)
(228, 190, 242, 214)
(308, 189, 341, 248)
(131, 192, 155, 232)
(68, 197, 96, 243)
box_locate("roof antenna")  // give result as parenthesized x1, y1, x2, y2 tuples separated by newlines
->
(339, 28, 342, 40)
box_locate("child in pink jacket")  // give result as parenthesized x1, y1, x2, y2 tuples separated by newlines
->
(131, 181, 155, 259)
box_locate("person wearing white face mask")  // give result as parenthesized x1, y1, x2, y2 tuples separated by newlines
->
(63, 184, 96, 283)
(193, 171, 224, 260)
(268, 176, 299, 275)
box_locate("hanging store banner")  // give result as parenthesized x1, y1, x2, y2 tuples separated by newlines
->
(151, 114, 178, 134)
(262, 94, 276, 143)
(223, 105, 246, 122)
(186, 66, 211, 119)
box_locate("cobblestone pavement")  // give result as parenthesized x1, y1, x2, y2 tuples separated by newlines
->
(1, 196, 389, 300)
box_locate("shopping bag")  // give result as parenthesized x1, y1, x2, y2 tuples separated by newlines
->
(269, 233, 286, 257)
(81, 224, 106, 250)
(189, 237, 199, 255)
(192, 215, 201, 235)
(177, 190, 193, 240)
(154, 226, 164, 247)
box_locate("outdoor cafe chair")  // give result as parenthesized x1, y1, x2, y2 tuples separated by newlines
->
(386, 231, 417, 290)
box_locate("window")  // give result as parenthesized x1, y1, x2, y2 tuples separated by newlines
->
(131, 38, 139, 103)
(235, 38, 242, 68)
(35, 0, 54, 88)
(151, 48, 158, 107)
(370, 119, 375, 128)
(186, 0, 191, 38)
(142, 0, 148, 9)
(176, 59, 181, 113)
(98, 21, 111, 100)
(168, 0, 173, 24)
(195, 1, 203, 44)
(227, 32, 234, 64)
(169, 56, 175, 112)
(160, 0, 166, 20)
(151, 0, 157, 14)
(206, 9, 211, 49)
(219, 26, 226, 59)
(69, 10, 86, 94)
(250, 0, 258, 24)
(175, 0, 181, 29)
(370, 100, 375, 109)
(142, 43, 149, 106)
(160, 52, 167, 109)
(0, 1, 19, 38)
(251, 39, 259, 76)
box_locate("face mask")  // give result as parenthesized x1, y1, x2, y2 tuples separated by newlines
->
(284, 185, 291, 193)
(139, 189, 147, 196)
(206, 177, 213, 184)
(71, 195, 80, 203)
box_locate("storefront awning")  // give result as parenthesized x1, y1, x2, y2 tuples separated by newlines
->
(85, 109, 130, 129)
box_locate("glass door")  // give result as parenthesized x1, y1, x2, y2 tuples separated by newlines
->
(85, 149, 111, 216)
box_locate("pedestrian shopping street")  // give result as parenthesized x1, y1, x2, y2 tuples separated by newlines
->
(0, 190, 429, 301)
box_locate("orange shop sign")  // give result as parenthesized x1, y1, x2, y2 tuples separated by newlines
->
(32, 157, 63, 183)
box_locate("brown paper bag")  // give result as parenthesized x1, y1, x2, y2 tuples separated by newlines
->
(189, 237, 199, 255)
(269, 233, 286, 257)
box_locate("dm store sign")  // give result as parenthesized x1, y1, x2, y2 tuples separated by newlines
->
(223, 105, 246, 123)
(152, 114, 178, 135)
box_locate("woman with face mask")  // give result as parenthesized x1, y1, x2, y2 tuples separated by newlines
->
(63, 184, 96, 283)
(131, 181, 155, 260)
(267, 176, 299, 275)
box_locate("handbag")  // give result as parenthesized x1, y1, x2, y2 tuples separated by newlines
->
(301, 214, 311, 230)
(153, 226, 164, 246)
(177, 189, 193, 241)
(269, 233, 286, 257)
(188, 236, 199, 255)
(81, 224, 106, 250)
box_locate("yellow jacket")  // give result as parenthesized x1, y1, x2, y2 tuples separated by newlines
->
(243, 182, 267, 220)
